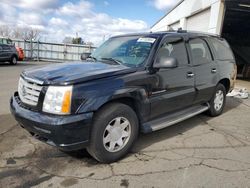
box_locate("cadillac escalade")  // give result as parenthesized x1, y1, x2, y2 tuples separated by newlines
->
(10, 31, 237, 163)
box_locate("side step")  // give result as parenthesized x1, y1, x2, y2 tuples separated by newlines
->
(141, 104, 209, 133)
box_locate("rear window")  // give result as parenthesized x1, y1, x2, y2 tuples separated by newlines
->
(210, 38, 234, 60)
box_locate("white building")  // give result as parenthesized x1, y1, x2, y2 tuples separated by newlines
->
(151, 0, 250, 78)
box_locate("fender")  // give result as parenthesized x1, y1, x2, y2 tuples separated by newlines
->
(217, 60, 236, 91)
(76, 86, 150, 122)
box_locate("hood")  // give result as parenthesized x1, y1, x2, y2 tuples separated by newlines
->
(22, 61, 137, 85)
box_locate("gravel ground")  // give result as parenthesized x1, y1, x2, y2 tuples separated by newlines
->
(0, 61, 250, 188)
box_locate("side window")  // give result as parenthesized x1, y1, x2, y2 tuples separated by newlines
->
(160, 37, 188, 66)
(189, 38, 212, 65)
(210, 38, 234, 60)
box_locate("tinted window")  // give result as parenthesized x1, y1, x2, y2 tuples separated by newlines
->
(160, 37, 188, 66)
(189, 38, 212, 65)
(210, 38, 234, 60)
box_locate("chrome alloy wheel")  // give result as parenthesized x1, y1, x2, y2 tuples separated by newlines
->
(214, 90, 224, 111)
(103, 117, 131, 152)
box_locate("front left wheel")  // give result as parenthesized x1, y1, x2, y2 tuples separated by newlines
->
(87, 103, 139, 163)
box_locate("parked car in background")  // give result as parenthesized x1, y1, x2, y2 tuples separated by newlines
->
(10, 31, 236, 163)
(0, 43, 19, 65)
(16, 46, 25, 61)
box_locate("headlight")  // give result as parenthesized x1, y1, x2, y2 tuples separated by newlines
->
(43, 86, 72, 115)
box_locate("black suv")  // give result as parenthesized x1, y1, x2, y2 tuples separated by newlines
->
(10, 31, 236, 163)
(0, 42, 19, 65)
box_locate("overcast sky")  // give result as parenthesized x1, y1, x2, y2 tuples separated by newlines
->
(0, 0, 179, 45)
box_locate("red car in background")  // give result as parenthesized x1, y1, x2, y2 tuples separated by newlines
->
(15, 47, 25, 61)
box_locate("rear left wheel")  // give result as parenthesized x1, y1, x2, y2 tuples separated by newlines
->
(10, 56, 17, 65)
(207, 83, 226, 117)
(87, 103, 139, 163)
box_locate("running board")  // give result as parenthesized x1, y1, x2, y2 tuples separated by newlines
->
(141, 104, 209, 133)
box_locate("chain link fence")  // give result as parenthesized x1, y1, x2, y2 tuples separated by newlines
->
(12, 39, 96, 62)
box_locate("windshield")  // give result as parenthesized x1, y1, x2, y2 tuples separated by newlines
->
(91, 36, 157, 67)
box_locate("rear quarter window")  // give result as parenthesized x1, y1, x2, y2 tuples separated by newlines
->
(210, 38, 234, 60)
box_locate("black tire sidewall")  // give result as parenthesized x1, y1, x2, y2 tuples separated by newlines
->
(209, 84, 226, 116)
(87, 103, 139, 163)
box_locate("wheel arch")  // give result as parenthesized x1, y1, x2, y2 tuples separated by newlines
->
(95, 94, 148, 124)
(218, 78, 230, 93)
(108, 96, 139, 114)
(12, 54, 18, 59)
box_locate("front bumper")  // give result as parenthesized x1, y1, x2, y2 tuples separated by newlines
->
(10, 93, 93, 151)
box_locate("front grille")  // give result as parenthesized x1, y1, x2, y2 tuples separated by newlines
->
(18, 77, 43, 106)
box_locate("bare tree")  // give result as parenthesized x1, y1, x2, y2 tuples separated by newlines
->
(11, 27, 24, 39)
(0, 25, 12, 38)
(22, 28, 40, 41)
(0, 25, 41, 40)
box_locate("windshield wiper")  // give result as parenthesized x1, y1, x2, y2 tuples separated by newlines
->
(101, 57, 123, 65)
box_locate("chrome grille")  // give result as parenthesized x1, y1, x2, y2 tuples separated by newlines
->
(18, 77, 43, 106)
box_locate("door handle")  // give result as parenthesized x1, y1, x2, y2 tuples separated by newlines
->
(211, 68, 217, 73)
(187, 72, 194, 78)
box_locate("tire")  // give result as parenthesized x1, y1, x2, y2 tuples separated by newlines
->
(87, 103, 139, 163)
(207, 83, 226, 117)
(10, 56, 17, 65)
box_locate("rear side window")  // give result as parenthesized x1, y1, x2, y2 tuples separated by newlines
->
(189, 38, 212, 65)
(160, 37, 188, 66)
(210, 38, 234, 60)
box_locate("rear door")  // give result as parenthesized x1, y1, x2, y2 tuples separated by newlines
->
(188, 37, 218, 104)
(149, 35, 195, 119)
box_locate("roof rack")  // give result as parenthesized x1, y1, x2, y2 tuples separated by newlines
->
(177, 28, 187, 33)
(165, 27, 187, 33)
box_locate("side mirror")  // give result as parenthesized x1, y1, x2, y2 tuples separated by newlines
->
(81, 53, 91, 60)
(154, 56, 178, 69)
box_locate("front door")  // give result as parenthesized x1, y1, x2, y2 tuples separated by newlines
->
(149, 36, 195, 119)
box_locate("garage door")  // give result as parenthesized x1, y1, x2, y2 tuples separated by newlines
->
(169, 21, 180, 30)
(186, 8, 211, 32)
